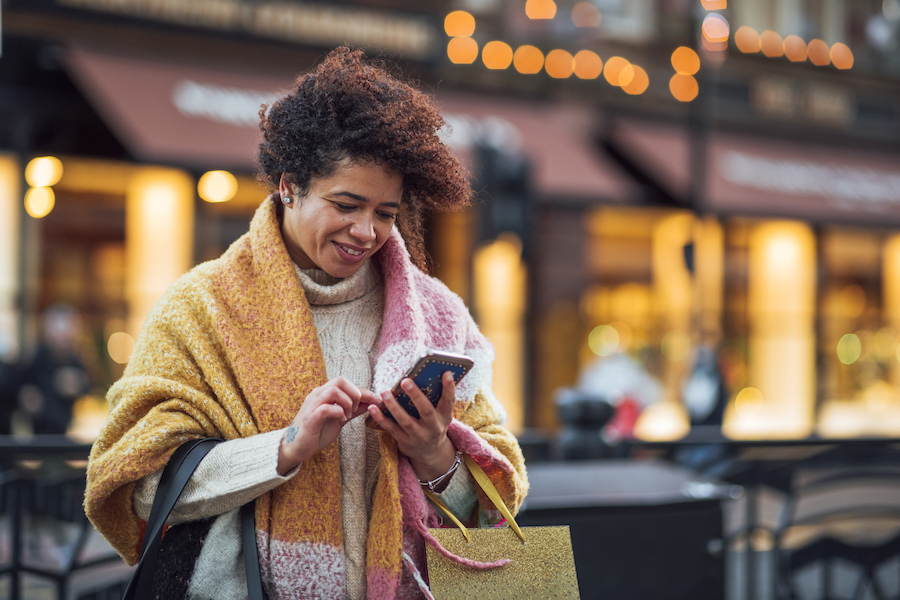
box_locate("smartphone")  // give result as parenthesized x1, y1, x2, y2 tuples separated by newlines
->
(366, 350, 474, 428)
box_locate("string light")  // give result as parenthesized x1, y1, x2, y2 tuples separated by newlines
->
(544, 49, 574, 78)
(830, 43, 854, 69)
(735, 26, 761, 53)
(808, 39, 831, 66)
(783, 35, 808, 62)
(482, 41, 513, 70)
(670, 73, 699, 102)
(514, 45, 545, 74)
(444, 11, 475, 37)
(448, 37, 478, 64)
(573, 50, 603, 79)
(621, 66, 649, 95)
(525, 0, 556, 20)
(760, 30, 784, 57)
(671, 46, 700, 75)
(602, 56, 630, 87)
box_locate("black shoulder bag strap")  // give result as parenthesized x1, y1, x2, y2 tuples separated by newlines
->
(123, 437, 265, 600)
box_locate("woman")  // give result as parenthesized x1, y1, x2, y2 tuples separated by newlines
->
(84, 47, 528, 600)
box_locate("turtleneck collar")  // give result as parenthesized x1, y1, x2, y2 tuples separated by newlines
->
(294, 259, 381, 306)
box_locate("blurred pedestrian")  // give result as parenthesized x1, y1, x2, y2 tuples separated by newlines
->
(19, 304, 91, 435)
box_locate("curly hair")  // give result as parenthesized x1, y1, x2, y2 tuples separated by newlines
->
(257, 47, 471, 271)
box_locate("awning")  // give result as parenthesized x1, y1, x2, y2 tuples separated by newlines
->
(64, 46, 640, 204)
(64, 46, 296, 171)
(437, 94, 640, 203)
(607, 117, 900, 226)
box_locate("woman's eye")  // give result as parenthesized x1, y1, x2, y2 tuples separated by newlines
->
(332, 202, 355, 212)
(378, 212, 397, 221)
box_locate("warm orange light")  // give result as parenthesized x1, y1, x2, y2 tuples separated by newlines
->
(444, 11, 476, 37)
(24, 186, 55, 218)
(831, 42, 854, 69)
(783, 35, 808, 62)
(669, 73, 699, 102)
(760, 30, 784, 57)
(702, 13, 730, 43)
(671, 46, 700, 75)
(571, 2, 601, 27)
(25, 156, 63, 188)
(603, 56, 630, 86)
(514, 45, 545, 74)
(198, 170, 237, 203)
(544, 49, 574, 78)
(573, 50, 603, 79)
(526, 0, 557, 19)
(618, 64, 635, 87)
(700, 0, 726, 9)
(621, 65, 649, 95)
(482, 41, 513, 69)
(807, 39, 831, 66)
(735, 26, 760, 53)
(447, 37, 479, 64)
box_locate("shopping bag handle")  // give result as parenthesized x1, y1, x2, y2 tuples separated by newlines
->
(425, 454, 526, 544)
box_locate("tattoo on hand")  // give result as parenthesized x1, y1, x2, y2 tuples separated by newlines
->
(284, 424, 298, 443)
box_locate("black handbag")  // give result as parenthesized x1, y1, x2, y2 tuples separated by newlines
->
(123, 438, 265, 600)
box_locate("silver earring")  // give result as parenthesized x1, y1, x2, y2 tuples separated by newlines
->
(283, 195, 292, 205)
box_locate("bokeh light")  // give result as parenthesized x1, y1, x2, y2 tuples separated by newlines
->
(513, 45, 544, 74)
(735, 26, 761, 53)
(837, 333, 862, 365)
(571, 2, 601, 28)
(669, 73, 699, 102)
(447, 37, 479, 64)
(589, 324, 620, 357)
(444, 11, 475, 37)
(760, 30, 784, 57)
(526, 0, 557, 19)
(544, 49, 574, 79)
(25, 187, 55, 218)
(807, 39, 831, 66)
(621, 65, 649, 94)
(198, 170, 238, 203)
(108, 331, 136, 364)
(700, 0, 727, 9)
(702, 13, 730, 43)
(482, 41, 513, 69)
(783, 35, 808, 62)
(25, 156, 63, 188)
(617, 64, 635, 87)
(831, 42, 854, 69)
(603, 56, 630, 86)
(573, 50, 603, 79)
(671, 46, 700, 75)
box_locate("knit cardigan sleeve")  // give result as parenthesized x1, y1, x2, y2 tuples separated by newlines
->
(84, 265, 268, 564)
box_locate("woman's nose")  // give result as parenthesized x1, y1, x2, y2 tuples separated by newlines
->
(350, 213, 376, 242)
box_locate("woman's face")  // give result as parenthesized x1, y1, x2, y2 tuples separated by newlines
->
(279, 159, 403, 279)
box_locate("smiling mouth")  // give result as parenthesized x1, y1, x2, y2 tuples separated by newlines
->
(338, 243, 364, 256)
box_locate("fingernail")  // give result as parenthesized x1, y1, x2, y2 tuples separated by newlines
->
(401, 379, 413, 391)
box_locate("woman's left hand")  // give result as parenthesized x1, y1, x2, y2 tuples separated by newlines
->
(367, 370, 458, 483)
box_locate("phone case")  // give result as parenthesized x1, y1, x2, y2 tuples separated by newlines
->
(370, 351, 474, 426)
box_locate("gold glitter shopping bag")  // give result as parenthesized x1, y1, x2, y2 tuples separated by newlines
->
(425, 456, 580, 600)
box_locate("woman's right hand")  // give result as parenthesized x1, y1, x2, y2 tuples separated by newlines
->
(277, 377, 380, 475)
